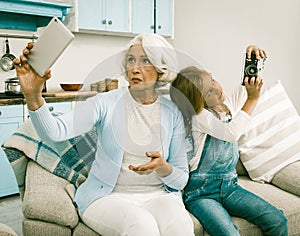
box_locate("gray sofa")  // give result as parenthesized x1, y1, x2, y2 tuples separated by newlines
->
(16, 158, 300, 236)
(3, 118, 300, 235)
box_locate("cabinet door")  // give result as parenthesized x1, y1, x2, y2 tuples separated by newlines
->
(0, 149, 19, 197)
(0, 105, 23, 197)
(0, 105, 23, 145)
(132, 0, 154, 34)
(156, 0, 173, 36)
(46, 102, 72, 115)
(78, 0, 105, 30)
(132, 0, 173, 36)
(104, 0, 129, 32)
(78, 0, 129, 33)
(0, 120, 22, 197)
(0, 117, 23, 145)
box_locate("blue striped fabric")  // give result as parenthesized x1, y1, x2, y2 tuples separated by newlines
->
(2, 118, 97, 188)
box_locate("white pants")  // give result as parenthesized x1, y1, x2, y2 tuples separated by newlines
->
(81, 191, 195, 236)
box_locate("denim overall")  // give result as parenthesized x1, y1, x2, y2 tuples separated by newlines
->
(184, 134, 288, 236)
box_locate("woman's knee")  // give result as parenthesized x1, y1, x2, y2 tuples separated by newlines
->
(156, 209, 194, 236)
(124, 214, 160, 236)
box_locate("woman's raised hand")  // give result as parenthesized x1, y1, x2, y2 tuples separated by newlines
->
(13, 42, 51, 110)
(13, 42, 51, 97)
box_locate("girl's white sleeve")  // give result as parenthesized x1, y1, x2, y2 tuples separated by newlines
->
(193, 107, 251, 142)
(225, 85, 248, 116)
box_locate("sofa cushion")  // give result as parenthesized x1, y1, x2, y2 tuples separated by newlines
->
(238, 80, 300, 182)
(23, 161, 79, 228)
(236, 159, 248, 176)
(231, 217, 262, 236)
(271, 161, 300, 197)
(239, 176, 300, 236)
(23, 219, 72, 236)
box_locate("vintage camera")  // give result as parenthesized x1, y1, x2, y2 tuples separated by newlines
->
(242, 53, 265, 85)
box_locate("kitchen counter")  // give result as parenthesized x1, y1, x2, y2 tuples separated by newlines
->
(0, 91, 98, 106)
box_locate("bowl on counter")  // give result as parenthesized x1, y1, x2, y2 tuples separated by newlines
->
(60, 82, 83, 91)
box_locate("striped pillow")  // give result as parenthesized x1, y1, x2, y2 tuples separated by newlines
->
(238, 80, 300, 183)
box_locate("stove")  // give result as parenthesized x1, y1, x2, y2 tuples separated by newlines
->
(0, 92, 24, 99)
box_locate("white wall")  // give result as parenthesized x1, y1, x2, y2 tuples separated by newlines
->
(1, 0, 300, 111)
(0, 30, 131, 92)
(173, 0, 300, 112)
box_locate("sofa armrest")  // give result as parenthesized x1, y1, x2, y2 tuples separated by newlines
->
(271, 161, 300, 197)
(23, 161, 79, 228)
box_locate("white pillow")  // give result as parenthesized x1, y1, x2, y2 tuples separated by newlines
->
(238, 80, 300, 183)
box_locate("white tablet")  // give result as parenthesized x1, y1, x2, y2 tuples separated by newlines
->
(27, 17, 74, 77)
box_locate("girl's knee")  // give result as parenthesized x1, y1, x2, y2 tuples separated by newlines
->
(265, 210, 288, 236)
(275, 212, 288, 235)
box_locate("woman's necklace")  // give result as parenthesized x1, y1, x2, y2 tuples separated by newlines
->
(141, 97, 158, 105)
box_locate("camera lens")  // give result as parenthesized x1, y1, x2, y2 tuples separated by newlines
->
(245, 65, 258, 77)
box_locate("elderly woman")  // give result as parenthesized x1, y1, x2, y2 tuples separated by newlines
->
(13, 33, 194, 236)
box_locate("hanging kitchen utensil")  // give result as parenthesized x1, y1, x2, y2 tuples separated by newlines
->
(0, 38, 16, 71)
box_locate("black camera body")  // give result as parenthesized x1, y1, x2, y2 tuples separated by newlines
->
(242, 53, 265, 85)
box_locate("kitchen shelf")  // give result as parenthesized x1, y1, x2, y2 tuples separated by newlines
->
(0, 0, 73, 31)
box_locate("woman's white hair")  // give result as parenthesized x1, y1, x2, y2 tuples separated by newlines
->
(124, 33, 178, 87)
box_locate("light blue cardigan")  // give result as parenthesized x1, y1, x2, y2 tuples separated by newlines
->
(29, 87, 189, 214)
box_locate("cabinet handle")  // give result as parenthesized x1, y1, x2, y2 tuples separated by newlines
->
(108, 20, 112, 25)
(158, 25, 162, 29)
(102, 19, 106, 24)
(48, 106, 54, 112)
(150, 25, 154, 29)
(0, 111, 1, 116)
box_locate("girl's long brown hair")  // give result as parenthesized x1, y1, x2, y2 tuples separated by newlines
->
(170, 66, 207, 136)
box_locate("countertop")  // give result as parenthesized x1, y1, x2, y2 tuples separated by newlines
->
(0, 91, 97, 106)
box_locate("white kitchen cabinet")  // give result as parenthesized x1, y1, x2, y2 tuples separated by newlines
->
(46, 101, 72, 115)
(132, 0, 173, 36)
(23, 101, 72, 120)
(78, 0, 129, 33)
(0, 105, 23, 197)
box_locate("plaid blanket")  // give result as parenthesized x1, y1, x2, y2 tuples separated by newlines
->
(2, 118, 97, 194)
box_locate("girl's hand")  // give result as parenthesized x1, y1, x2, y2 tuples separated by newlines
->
(13, 42, 51, 97)
(242, 76, 263, 116)
(243, 45, 266, 99)
(128, 151, 172, 177)
(244, 76, 264, 100)
(246, 45, 268, 59)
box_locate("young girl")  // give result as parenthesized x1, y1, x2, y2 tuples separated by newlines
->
(170, 46, 288, 236)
